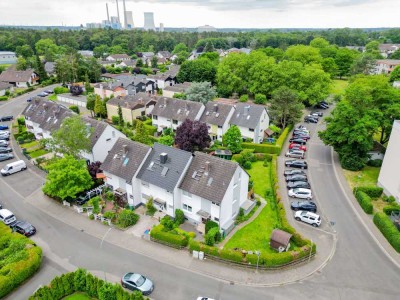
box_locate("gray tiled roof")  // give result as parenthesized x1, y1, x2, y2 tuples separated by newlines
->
(107, 93, 156, 110)
(151, 97, 203, 122)
(22, 98, 74, 133)
(200, 102, 234, 127)
(109, 54, 131, 60)
(0, 68, 37, 83)
(81, 116, 108, 148)
(0, 82, 13, 90)
(102, 137, 151, 182)
(163, 82, 191, 93)
(229, 103, 267, 129)
(137, 143, 192, 192)
(179, 151, 238, 204)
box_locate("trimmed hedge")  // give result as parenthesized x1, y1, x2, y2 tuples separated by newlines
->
(373, 213, 400, 253)
(354, 190, 374, 214)
(242, 142, 281, 154)
(276, 124, 293, 148)
(0, 223, 42, 299)
(150, 224, 188, 248)
(383, 205, 400, 215)
(29, 268, 146, 300)
(353, 186, 383, 199)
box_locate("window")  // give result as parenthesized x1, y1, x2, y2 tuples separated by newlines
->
(218, 125, 222, 129)
(214, 217, 219, 222)
(141, 181, 149, 188)
(249, 128, 254, 132)
(173, 119, 178, 125)
(153, 115, 158, 120)
(183, 191, 192, 198)
(183, 204, 192, 212)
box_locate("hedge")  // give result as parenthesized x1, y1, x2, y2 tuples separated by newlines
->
(383, 205, 400, 215)
(373, 213, 400, 253)
(0, 223, 42, 299)
(353, 186, 383, 199)
(242, 142, 281, 154)
(0, 95, 8, 101)
(276, 124, 293, 148)
(29, 269, 146, 300)
(354, 190, 374, 214)
(150, 224, 188, 248)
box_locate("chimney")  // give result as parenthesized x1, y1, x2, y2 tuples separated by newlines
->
(205, 161, 210, 175)
(214, 103, 218, 112)
(160, 152, 168, 164)
(122, 144, 128, 157)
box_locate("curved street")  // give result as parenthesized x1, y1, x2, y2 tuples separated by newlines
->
(1, 91, 399, 300)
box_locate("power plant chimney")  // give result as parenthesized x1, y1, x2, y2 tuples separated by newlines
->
(106, 3, 110, 22)
(116, 0, 121, 23)
(122, 0, 127, 29)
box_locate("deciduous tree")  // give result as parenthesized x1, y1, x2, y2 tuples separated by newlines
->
(185, 82, 216, 104)
(222, 125, 242, 154)
(174, 119, 210, 152)
(177, 58, 217, 84)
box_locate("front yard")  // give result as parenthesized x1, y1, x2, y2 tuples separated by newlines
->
(342, 166, 380, 190)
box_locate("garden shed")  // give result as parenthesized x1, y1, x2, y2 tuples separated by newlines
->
(270, 229, 292, 252)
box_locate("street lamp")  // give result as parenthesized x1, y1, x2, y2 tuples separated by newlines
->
(255, 250, 261, 272)
(100, 228, 112, 281)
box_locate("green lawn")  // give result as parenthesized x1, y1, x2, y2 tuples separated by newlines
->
(63, 292, 95, 300)
(21, 140, 40, 149)
(342, 166, 380, 190)
(28, 149, 49, 158)
(48, 94, 57, 101)
(224, 161, 280, 253)
(331, 79, 349, 95)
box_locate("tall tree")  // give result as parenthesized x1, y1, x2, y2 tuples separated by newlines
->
(42, 156, 93, 200)
(335, 48, 358, 79)
(222, 125, 242, 154)
(185, 82, 216, 104)
(351, 53, 376, 75)
(151, 56, 158, 68)
(35, 55, 48, 82)
(174, 119, 211, 152)
(177, 58, 217, 84)
(16, 57, 27, 70)
(389, 65, 400, 82)
(117, 103, 124, 126)
(86, 93, 97, 117)
(94, 97, 107, 118)
(285, 45, 322, 65)
(204, 41, 215, 53)
(269, 86, 304, 129)
(134, 120, 149, 145)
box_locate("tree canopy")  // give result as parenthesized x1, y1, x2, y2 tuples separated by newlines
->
(222, 125, 242, 154)
(177, 57, 217, 84)
(185, 82, 217, 104)
(174, 119, 210, 152)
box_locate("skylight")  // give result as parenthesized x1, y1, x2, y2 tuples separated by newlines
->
(123, 157, 129, 166)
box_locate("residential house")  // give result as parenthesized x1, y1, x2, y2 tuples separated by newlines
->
(0, 51, 17, 64)
(80, 116, 126, 163)
(378, 120, 400, 202)
(99, 61, 114, 68)
(102, 138, 151, 207)
(157, 51, 172, 60)
(136, 143, 193, 216)
(229, 103, 270, 143)
(115, 60, 136, 68)
(151, 97, 205, 132)
(140, 52, 154, 60)
(227, 48, 252, 55)
(0, 82, 13, 96)
(379, 44, 400, 58)
(44, 62, 56, 77)
(94, 82, 127, 99)
(105, 54, 132, 62)
(78, 50, 94, 57)
(0, 68, 39, 87)
(117, 75, 156, 95)
(179, 151, 249, 234)
(106, 93, 157, 124)
(22, 98, 73, 140)
(163, 82, 191, 98)
(200, 102, 235, 141)
(147, 65, 180, 89)
(374, 59, 400, 74)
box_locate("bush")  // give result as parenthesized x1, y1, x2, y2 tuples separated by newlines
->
(373, 212, 400, 253)
(205, 227, 221, 246)
(150, 224, 188, 248)
(254, 94, 267, 104)
(17, 117, 25, 126)
(0, 96, 8, 101)
(243, 160, 252, 169)
(219, 248, 244, 262)
(54, 86, 69, 94)
(174, 209, 185, 225)
(242, 142, 280, 154)
(354, 190, 373, 214)
(367, 159, 383, 167)
(340, 154, 366, 171)
(383, 205, 400, 215)
(117, 209, 139, 228)
(111, 116, 120, 124)
(69, 105, 80, 114)
(205, 220, 218, 234)
(239, 94, 248, 102)
(103, 211, 116, 221)
(354, 186, 383, 199)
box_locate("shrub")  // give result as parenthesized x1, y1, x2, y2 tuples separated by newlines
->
(205, 227, 221, 246)
(111, 116, 120, 124)
(17, 117, 25, 126)
(103, 211, 116, 221)
(254, 94, 267, 104)
(383, 205, 400, 215)
(219, 248, 243, 263)
(174, 209, 185, 225)
(69, 105, 80, 114)
(354, 186, 383, 199)
(275, 125, 293, 148)
(242, 142, 281, 154)
(54, 86, 69, 94)
(239, 94, 248, 102)
(340, 154, 366, 171)
(0, 96, 8, 101)
(243, 160, 252, 169)
(88, 196, 101, 214)
(89, 214, 94, 220)
(373, 212, 400, 253)
(117, 209, 139, 228)
(367, 159, 383, 167)
(150, 224, 188, 247)
(354, 190, 373, 214)
(205, 220, 218, 234)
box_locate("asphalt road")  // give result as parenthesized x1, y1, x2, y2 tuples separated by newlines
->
(1, 93, 399, 300)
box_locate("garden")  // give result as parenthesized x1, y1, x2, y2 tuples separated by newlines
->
(0, 223, 43, 298)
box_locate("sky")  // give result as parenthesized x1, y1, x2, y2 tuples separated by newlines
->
(0, 0, 399, 28)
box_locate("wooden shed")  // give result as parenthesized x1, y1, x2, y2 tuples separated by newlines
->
(270, 229, 292, 252)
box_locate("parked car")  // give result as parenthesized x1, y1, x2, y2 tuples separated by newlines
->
(27, 97, 33, 102)
(12, 221, 36, 236)
(0, 209, 17, 226)
(304, 116, 318, 123)
(285, 150, 305, 159)
(297, 125, 308, 130)
(285, 160, 308, 169)
(0, 125, 9, 130)
(0, 130, 10, 136)
(311, 111, 323, 117)
(284, 169, 306, 177)
(294, 211, 321, 227)
(289, 143, 307, 152)
(292, 133, 310, 140)
(121, 272, 154, 295)
(291, 201, 317, 213)
(288, 188, 313, 200)
(0, 147, 12, 153)
(0, 116, 13, 122)
(0, 153, 13, 161)
(293, 129, 310, 135)
(315, 102, 329, 109)
(37, 92, 48, 97)
(285, 174, 308, 182)
(75, 185, 105, 205)
(0, 140, 9, 147)
(287, 181, 311, 190)
(44, 89, 54, 94)
(0, 135, 9, 141)
(1, 160, 27, 176)
(289, 138, 307, 145)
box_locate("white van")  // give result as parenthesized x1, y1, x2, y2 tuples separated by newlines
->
(1, 160, 27, 176)
(0, 209, 17, 226)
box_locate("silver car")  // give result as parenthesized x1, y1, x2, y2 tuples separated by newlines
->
(121, 272, 154, 295)
(285, 150, 305, 159)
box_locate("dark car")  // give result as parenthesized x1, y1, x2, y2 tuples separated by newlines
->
(12, 221, 36, 236)
(0, 147, 12, 153)
(121, 272, 154, 295)
(286, 174, 308, 182)
(304, 116, 318, 123)
(315, 102, 329, 109)
(0, 116, 13, 122)
(289, 137, 307, 144)
(0, 153, 14, 161)
(0, 125, 9, 130)
(311, 111, 323, 117)
(285, 160, 308, 169)
(291, 201, 317, 213)
(292, 133, 310, 140)
(287, 181, 311, 190)
(284, 169, 306, 177)
(27, 97, 33, 102)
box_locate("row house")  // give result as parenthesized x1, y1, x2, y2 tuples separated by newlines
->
(374, 59, 400, 74)
(106, 54, 132, 62)
(199, 102, 235, 141)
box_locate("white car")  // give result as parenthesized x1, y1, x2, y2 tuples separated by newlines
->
(295, 211, 321, 227)
(288, 188, 312, 200)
